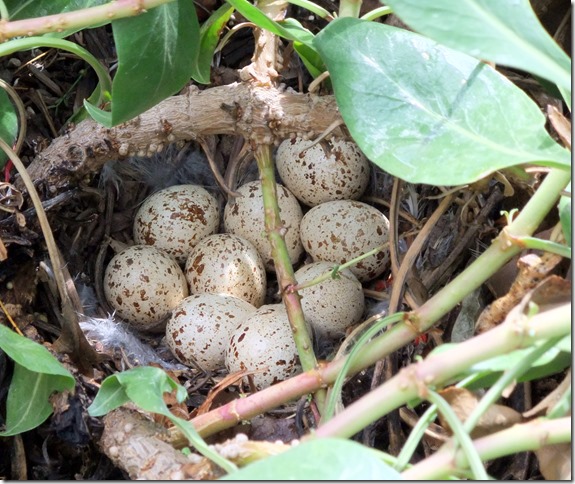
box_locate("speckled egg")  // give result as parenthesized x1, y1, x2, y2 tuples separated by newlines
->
(224, 181, 304, 271)
(226, 304, 300, 389)
(295, 262, 365, 339)
(276, 137, 370, 206)
(185, 234, 266, 307)
(166, 293, 256, 371)
(104, 245, 189, 331)
(133, 184, 220, 263)
(300, 200, 390, 282)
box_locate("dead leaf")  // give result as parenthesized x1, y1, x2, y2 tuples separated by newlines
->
(196, 369, 257, 416)
(476, 253, 567, 334)
(0, 237, 7, 261)
(547, 105, 571, 149)
(438, 387, 522, 439)
(524, 369, 571, 419)
(535, 443, 571, 480)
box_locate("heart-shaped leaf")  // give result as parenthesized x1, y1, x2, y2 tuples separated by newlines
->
(221, 438, 402, 480)
(382, 0, 571, 98)
(109, 1, 199, 125)
(314, 18, 570, 185)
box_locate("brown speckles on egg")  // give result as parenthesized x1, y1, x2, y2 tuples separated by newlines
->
(133, 185, 220, 263)
(185, 234, 266, 307)
(103, 245, 188, 331)
(276, 137, 370, 207)
(225, 304, 302, 390)
(165, 293, 256, 371)
(224, 181, 303, 271)
(295, 262, 365, 339)
(300, 200, 390, 282)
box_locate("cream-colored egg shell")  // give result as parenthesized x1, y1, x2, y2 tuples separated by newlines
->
(300, 200, 390, 282)
(295, 262, 365, 339)
(133, 184, 220, 263)
(185, 234, 266, 307)
(226, 304, 300, 389)
(166, 293, 256, 371)
(224, 181, 304, 271)
(104, 245, 189, 331)
(276, 137, 370, 206)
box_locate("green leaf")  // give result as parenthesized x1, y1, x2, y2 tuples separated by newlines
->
(86, 376, 130, 417)
(222, 0, 321, 76)
(314, 18, 570, 185)
(0, 325, 75, 436)
(0, 325, 74, 378)
(115, 366, 187, 414)
(0, 89, 18, 167)
(382, 0, 571, 98)
(83, 99, 113, 127)
(0, 364, 73, 436)
(294, 41, 325, 78)
(193, 3, 234, 84)
(225, 0, 314, 46)
(559, 182, 571, 247)
(220, 438, 403, 480)
(4, 0, 110, 38)
(108, 1, 199, 125)
(87, 366, 236, 473)
(5, 0, 106, 19)
(88, 366, 184, 416)
(555, 334, 571, 353)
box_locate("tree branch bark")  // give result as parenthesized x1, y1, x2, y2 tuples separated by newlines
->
(18, 83, 341, 193)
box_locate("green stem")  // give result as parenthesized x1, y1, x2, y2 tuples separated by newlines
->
(394, 373, 479, 471)
(188, 168, 570, 439)
(287, 0, 334, 20)
(401, 417, 571, 480)
(338, 0, 362, 18)
(463, 337, 561, 435)
(360, 6, 392, 21)
(310, 302, 570, 439)
(0, 0, 174, 41)
(254, 145, 324, 407)
(322, 312, 404, 422)
(509, 235, 571, 259)
(289, 242, 388, 293)
(0, 37, 112, 106)
(427, 390, 488, 480)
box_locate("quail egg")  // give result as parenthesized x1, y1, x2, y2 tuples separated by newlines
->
(300, 200, 390, 282)
(166, 293, 256, 371)
(104, 245, 189, 331)
(185, 233, 267, 307)
(226, 304, 301, 389)
(224, 181, 304, 271)
(276, 137, 370, 206)
(133, 184, 220, 263)
(295, 261, 365, 339)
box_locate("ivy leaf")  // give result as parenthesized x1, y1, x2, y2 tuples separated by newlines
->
(108, 1, 200, 125)
(5, 0, 106, 19)
(382, 0, 571, 98)
(314, 18, 570, 186)
(221, 438, 402, 480)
